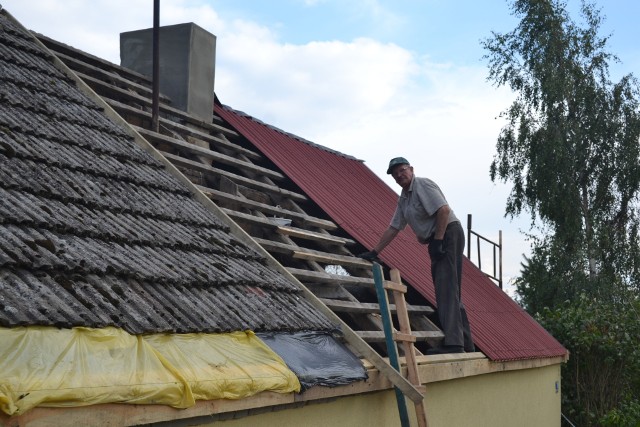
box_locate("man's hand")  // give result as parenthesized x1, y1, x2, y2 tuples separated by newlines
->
(428, 239, 446, 260)
(357, 250, 378, 261)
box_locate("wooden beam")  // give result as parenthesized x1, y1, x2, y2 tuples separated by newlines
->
(356, 331, 444, 343)
(74, 71, 239, 140)
(130, 119, 257, 161)
(253, 238, 295, 255)
(393, 332, 417, 343)
(320, 298, 435, 315)
(0, 366, 391, 427)
(223, 209, 284, 228)
(162, 155, 307, 203)
(277, 225, 355, 246)
(201, 190, 337, 230)
(136, 126, 284, 180)
(52, 51, 172, 103)
(286, 267, 376, 288)
(254, 240, 370, 269)
(292, 250, 372, 268)
(38, 34, 153, 84)
(388, 269, 428, 427)
(383, 281, 407, 293)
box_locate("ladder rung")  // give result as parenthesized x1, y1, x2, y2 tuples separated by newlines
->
(384, 280, 407, 293)
(393, 332, 417, 343)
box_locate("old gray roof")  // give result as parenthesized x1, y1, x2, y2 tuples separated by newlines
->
(0, 10, 333, 334)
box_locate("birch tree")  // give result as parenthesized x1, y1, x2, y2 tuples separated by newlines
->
(483, 0, 640, 308)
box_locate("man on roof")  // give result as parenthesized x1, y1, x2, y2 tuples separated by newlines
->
(359, 157, 474, 354)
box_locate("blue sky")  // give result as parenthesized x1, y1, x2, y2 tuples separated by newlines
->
(4, 0, 640, 295)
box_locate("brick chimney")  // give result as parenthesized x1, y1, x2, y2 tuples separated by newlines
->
(120, 23, 216, 123)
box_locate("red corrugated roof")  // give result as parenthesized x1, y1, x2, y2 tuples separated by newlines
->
(216, 101, 568, 362)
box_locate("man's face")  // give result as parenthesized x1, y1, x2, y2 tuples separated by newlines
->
(391, 164, 413, 189)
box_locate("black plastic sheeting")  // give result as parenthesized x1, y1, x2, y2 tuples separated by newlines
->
(257, 331, 368, 391)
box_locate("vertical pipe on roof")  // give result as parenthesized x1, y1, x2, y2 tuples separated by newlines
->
(151, 0, 160, 132)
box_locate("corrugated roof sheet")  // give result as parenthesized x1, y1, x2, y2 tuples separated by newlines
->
(216, 100, 568, 362)
(0, 10, 334, 335)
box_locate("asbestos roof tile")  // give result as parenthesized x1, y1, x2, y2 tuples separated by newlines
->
(0, 10, 335, 335)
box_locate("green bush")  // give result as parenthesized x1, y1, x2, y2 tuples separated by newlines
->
(538, 293, 640, 427)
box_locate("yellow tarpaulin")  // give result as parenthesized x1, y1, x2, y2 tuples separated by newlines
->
(0, 326, 300, 416)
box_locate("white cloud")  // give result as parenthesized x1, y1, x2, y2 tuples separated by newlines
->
(216, 34, 416, 133)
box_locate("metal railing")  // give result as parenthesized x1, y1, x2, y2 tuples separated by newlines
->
(466, 214, 503, 289)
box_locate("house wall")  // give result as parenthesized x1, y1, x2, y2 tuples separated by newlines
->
(192, 363, 561, 427)
(424, 363, 561, 427)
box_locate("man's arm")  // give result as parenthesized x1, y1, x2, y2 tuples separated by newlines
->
(373, 226, 400, 253)
(433, 204, 450, 240)
(358, 226, 399, 260)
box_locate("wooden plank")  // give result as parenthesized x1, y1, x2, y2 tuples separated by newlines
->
(356, 331, 444, 343)
(131, 120, 259, 161)
(224, 209, 342, 239)
(202, 189, 336, 230)
(164, 155, 307, 203)
(75, 71, 239, 140)
(393, 332, 417, 343)
(320, 298, 435, 315)
(53, 51, 172, 102)
(78, 71, 155, 106)
(384, 280, 407, 293)
(223, 209, 284, 227)
(152, 107, 240, 142)
(254, 239, 369, 268)
(287, 267, 376, 288)
(320, 298, 384, 313)
(38, 34, 153, 84)
(3, 367, 395, 427)
(277, 225, 355, 245)
(253, 238, 294, 255)
(293, 250, 371, 268)
(390, 269, 428, 427)
(135, 126, 284, 180)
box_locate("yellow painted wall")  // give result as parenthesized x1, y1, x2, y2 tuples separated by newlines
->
(194, 364, 561, 427)
(424, 364, 561, 427)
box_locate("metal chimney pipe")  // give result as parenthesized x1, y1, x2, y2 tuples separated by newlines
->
(151, 0, 160, 132)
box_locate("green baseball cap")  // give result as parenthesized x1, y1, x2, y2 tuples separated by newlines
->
(386, 157, 410, 174)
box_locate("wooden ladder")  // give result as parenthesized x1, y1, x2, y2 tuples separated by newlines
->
(372, 263, 428, 427)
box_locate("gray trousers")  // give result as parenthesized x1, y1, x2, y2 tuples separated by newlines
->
(430, 221, 474, 351)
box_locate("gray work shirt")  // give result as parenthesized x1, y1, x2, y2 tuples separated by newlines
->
(390, 176, 459, 243)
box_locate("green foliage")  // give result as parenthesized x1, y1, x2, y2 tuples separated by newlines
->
(539, 294, 640, 426)
(515, 231, 630, 312)
(482, 0, 640, 290)
(514, 234, 591, 312)
(600, 401, 640, 427)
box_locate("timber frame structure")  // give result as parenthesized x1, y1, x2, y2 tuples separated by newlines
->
(35, 34, 447, 359)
